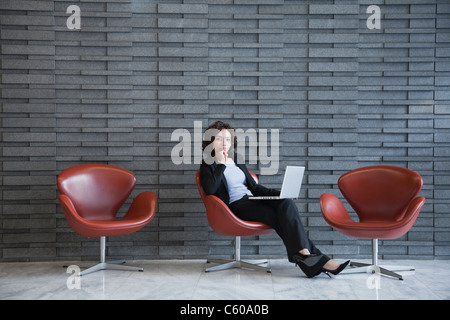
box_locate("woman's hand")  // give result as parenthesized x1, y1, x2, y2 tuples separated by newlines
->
(216, 150, 228, 164)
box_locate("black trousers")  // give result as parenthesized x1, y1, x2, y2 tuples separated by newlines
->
(229, 196, 322, 262)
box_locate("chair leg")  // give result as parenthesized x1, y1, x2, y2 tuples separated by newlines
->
(79, 261, 144, 276)
(206, 236, 271, 273)
(340, 239, 414, 280)
(79, 237, 143, 276)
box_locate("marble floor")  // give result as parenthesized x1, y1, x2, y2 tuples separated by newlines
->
(0, 259, 449, 300)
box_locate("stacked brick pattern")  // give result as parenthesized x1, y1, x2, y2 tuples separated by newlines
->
(1, 0, 449, 262)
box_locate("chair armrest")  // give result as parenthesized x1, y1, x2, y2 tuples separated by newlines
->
(122, 191, 157, 222)
(400, 196, 426, 224)
(377, 196, 426, 239)
(320, 193, 355, 226)
(204, 194, 272, 236)
(57, 194, 92, 236)
(204, 195, 242, 232)
(58, 194, 77, 217)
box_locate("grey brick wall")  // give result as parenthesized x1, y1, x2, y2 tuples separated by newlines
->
(1, 0, 449, 262)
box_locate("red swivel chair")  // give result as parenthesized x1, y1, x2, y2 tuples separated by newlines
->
(320, 166, 426, 280)
(57, 164, 157, 276)
(196, 170, 274, 272)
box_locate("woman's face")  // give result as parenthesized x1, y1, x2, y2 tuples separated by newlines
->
(213, 129, 232, 156)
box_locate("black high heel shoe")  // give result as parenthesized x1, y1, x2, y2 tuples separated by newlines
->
(321, 260, 351, 278)
(292, 253, 330, 278)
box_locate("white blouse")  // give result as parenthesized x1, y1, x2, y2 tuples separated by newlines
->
(223, 162, 253, 203)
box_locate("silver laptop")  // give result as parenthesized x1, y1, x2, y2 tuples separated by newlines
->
(249, 166, 305, 200)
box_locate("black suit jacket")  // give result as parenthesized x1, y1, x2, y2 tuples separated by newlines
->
(199, 157, 280, 205)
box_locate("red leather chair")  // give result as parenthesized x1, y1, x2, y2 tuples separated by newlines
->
(57, 164, 157, 276)
(196, 170, 274, 272)
(320, 165, 426, 280)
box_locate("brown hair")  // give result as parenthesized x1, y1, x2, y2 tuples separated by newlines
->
(202, 121, 238, 156)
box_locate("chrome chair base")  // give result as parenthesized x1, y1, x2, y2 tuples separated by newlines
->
(77, 237, 144, 276)
(340, 239, 415, 280)
(80, 260, 143, 276)
(205, 236, 271, 273)
(206, 259, 271, 273)
(340, 261, 414, 280)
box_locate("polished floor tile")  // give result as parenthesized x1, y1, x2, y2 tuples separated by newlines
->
(0, 259, 449, 300)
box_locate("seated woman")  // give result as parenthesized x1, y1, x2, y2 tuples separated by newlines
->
(199, 120, 349, 278)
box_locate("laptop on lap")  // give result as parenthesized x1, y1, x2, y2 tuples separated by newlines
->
(249, 166, 305, 200)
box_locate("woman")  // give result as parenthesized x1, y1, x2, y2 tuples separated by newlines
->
(199, 121, 349, 278)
